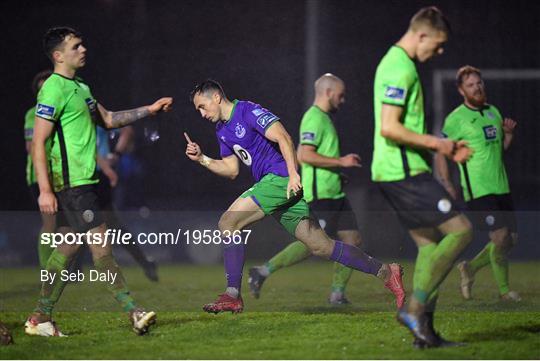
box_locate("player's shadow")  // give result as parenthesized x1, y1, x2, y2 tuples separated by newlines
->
(463, 323, 540, 342)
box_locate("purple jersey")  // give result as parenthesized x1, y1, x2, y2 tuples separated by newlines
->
(216, 100, 289, 182)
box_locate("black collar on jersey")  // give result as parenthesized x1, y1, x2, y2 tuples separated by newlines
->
(464, 103, 490, 116)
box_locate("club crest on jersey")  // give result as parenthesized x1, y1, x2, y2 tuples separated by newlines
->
(36, 103, 55, 119)
(85, 98, 97, 112)
(486, 111, 495, 119)
(251, 108, 265, 117)
(256, 112, 278, 128)
(483, 125, 497, 140)
(235, 123, 246, 138)
(302, 132, 315, 141)
(384, 86, 406, 101)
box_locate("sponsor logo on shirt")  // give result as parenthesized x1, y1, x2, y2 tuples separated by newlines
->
(233, 144, 252, 166)
(251, 108, 265, 117)
(256, 112, 278, 128)
(384, 86, 406, 101)
(36, 103, 55, 119)
(235, 123, 246, 138)
(86, 98, 97, 113)
(301, 132, 315, 141)
(483, 125, 497, 140)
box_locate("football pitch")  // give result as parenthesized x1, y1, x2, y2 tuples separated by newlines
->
(0, 261, 539, 359)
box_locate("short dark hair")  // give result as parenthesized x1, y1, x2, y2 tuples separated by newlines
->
(456, 65, 482, 87)
(31, 69, 53, 95)
(409, 6, 451, 35)
(189, 79, 226, 103)
(43, 26, 82, 62)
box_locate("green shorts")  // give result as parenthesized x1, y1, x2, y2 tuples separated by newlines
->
(241, 173, 310, 235)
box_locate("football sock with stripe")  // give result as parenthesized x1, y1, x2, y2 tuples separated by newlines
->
(35, 249, 71, 316)
(329, 240, 382, 276)
(93, 254, 136, 312)
(468, 242, 492, 274)
(413, 230, 472, 303)
(223, 243, 245, 298)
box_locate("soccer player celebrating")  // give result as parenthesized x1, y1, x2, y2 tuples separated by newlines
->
(435, 66, 520, 302)
(372, 7, 473, 347)
(26, 27, 172, 336)
(248, 74, 404, 306)
(186, 80, 404, 314)
(24, 70, 55, 269)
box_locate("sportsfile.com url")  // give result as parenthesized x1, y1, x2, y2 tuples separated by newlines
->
(40, 229, 252, 248)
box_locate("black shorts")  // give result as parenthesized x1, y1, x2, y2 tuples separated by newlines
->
(309, 197, 358, 238)
(466, 193, 517, 232)
(55, 184, 104, 233)
(378, 172, 462, 230)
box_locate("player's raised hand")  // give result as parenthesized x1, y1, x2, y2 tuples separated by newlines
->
(184, 132, 202, 161)
(38, 191, 57, 215)
(339, 153, 362, 168)
(149, 97, 173, 114)
(451, 140, 473, 164)
(503, 118, 517, 134)
(287, 171, 303, 199)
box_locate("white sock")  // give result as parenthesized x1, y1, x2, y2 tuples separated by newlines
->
(258, 265, 270, 277)
(226, 287, 239, 298)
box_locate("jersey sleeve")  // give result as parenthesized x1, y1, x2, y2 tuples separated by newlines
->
(217, 134, 234, 158)
(35, 83, 65, 122)
(244, 103, 280, 135)
(442, 113, 461, 140)
(299, 112, 324, 148)
(378, 65, 415, 107)
(24, 108, 35, 141)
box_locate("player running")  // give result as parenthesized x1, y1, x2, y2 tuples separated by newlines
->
(434, 66, 521, 302)
(185, 80, 404, 314)
(248, 74, 404, 306)
(372, 7, 473, 348)
(25, 27, 172, 337)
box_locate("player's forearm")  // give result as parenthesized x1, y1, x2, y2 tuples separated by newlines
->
(31, 140, 53, 194)
(200, 155, 238, 179)
(503, 133, 513, 150)
(433, 152, 454, 189)
(277, 134, 298, 175)
(299, 151, 341, 168)
(381, 122, 439, 151)
(105, 106, 151, 129)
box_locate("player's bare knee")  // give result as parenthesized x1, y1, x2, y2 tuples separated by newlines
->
(490, 227, 512, 250)
(218, 212, 239, 232)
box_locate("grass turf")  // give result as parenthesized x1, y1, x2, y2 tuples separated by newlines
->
(0, 261, 539, 359)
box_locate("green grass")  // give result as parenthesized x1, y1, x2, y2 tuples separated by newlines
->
(0, 261, 539, 359)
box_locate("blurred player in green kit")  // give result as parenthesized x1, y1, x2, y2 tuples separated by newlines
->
(372, 7, 473, 348)
(435, 66, 520, 302)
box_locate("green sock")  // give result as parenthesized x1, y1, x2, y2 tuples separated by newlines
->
(331, 263, 353, 293)
(266, 241, 311, 274)
(38, 232, 55, 269)
(413, 229, 472, 303)
(489, 243, 510, 295)
(35, 250, 71, 316)
(413, 243, 437, 303)
(468, 242, 493, 274)
(93, 255, 136, 312)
